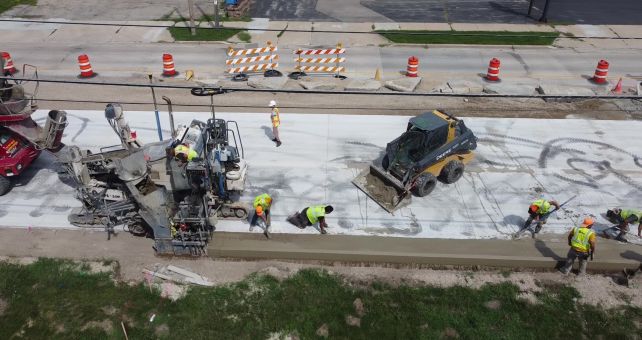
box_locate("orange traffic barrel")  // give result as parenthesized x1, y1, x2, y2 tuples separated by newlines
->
(592, 59, 609, 84)
(406, 56, 419, 77)
(1, 52, 17, 74)
(77, 54, 96, 78)
(162, 53, 177, 77)
(485, 58, 501, 82)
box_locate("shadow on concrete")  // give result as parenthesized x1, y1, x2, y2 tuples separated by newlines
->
(503, 214, 525, 230)
(620, 250, 642, 262)
(534, 239, 565, 269)
(260, 125, 276, 142)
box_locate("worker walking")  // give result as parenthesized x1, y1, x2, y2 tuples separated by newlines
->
(605, 208, 642, 242)
(287, 205, 334, 235)
(523, 198, 560, 235)
(561, 217, 596, 275)
(269, 100, 282, 147)
(250, 193, 272, 237)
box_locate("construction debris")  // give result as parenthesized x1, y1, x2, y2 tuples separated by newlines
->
(142, 265, 214, 287)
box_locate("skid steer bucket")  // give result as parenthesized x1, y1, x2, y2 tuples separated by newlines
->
(352, 164, 412, 213)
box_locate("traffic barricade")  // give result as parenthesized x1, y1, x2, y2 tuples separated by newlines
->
(226, 41, 280, 81)
(289, 43, 346, 79)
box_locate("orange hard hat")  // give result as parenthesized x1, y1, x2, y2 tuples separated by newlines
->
(581, 217, 594, 227)
(256, 205, 263, 215)
(529, 205, 538, 213)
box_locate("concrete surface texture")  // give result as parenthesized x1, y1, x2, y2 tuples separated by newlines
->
(1, 110, 641, 243)
(4, 0, 641, 24)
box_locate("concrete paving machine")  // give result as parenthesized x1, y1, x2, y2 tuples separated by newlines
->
(353, 110, 477, 213)
(0, 64, 68, 195)
(60, 98, 248, 256)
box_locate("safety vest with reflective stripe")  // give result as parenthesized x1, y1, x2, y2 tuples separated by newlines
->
(620, 209, 642, 222)
(306, 205, 326, 224)
(532, 199, 551, 214)
(253, 193, 272, 210)
(271, 108, 280, 128)
(571, 227, 595, 253)
(174, 145, 198, 161)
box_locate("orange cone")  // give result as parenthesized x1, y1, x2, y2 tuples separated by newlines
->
(77, 54, 96, 78)
(1, 52, 17, 74)
(611, 77, 622, 94)
(162, 53, 177, 77)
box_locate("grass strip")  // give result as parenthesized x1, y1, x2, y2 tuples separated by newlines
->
(0, 258, 640, 339)
(169, 26, 242, 42)
(0, 0, 36, 14)
(378, 30, 560, 45)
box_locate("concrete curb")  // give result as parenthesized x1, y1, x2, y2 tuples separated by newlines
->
(210, 232, 642, 272)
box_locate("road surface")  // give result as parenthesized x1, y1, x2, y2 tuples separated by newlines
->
(1, 110, 641, 243)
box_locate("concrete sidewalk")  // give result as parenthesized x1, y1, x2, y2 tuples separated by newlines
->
(1, 19, 642, 49)
(212, 232, 642, 271)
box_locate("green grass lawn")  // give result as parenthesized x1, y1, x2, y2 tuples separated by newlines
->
(0, 259, 640, 339)
(169, 26, 243, 42)
(378, 30, 560, 45)
(0, 0, 36, 14)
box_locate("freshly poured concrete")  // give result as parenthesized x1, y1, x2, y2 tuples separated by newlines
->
(1, 110, 641, 244)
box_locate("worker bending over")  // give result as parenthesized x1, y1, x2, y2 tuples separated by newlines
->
(524, 198, 560, 234)
(287, 205, 334, 234)
(172, 143, 198, 163)
(606, 208, 642, 241)
(561, 217, 596, 275)
(251, 193, 272, 236)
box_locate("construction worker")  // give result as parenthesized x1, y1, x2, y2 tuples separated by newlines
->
(561, 217, 596, 275)
(250, 193, 272, 236)
(523, 198, 560, 234)
(605, 208, 642, 241)
(287, 205, 334, 235)
(173, 143, 198, 163)
(269, 100, 282, 147)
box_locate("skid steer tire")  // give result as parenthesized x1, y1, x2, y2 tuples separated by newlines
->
(0, 176, 11, 196)
(441, 160, 464, 184)
(412, 173, 437, 197)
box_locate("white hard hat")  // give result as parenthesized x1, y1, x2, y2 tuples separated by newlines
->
(269, 100, 277, 107)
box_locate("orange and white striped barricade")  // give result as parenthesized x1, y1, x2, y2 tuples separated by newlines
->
(290, 43, 346, 80)
(226, 41, 281, 81)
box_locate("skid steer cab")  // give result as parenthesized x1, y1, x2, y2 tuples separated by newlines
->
(353, 110, 477, 213)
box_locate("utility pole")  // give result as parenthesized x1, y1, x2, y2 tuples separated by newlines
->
(214, 0, 220, 28)
(539, 0, 551, 22)
(187, 0, 196, 36)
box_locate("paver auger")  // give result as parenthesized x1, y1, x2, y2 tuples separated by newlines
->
(353, 110, 478, 213)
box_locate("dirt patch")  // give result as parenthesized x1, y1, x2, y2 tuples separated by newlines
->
(81, 319, 113, 333)
(101, 306, 118, 316)
(345, 315, 361, 327)
(155, 324, 170, 336)
(484, 300, 501, 310)
(353, 298, 365, 317)
(316, 323, 329, 338)
(443, 327, 460, 338)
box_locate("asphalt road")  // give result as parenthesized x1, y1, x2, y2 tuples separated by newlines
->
(3, 0, 641, 24)
(250, 0, 642, 25)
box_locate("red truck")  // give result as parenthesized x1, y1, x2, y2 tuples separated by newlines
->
(0, 66, 67, 195)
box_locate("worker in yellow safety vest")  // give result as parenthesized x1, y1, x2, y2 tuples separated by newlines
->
(523, 198, 560, 235)
(605, 208, 642, 241)
(250, 193, 272, 237)
(269, 100, 282, 147)
(286, 205, 334, 235)
(173, 144, 198, 163)
(561, 217, 596, 275)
